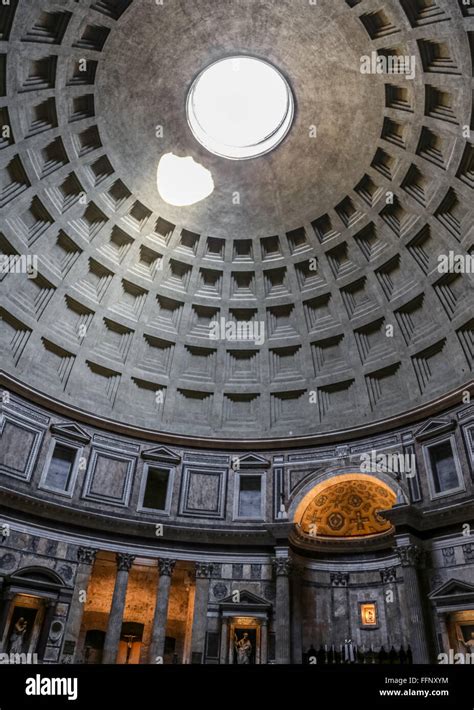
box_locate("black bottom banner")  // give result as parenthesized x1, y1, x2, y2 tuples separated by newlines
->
(0, 664, 471, 709)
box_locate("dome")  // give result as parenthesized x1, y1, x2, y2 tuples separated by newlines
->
(0, 1, 472, 441)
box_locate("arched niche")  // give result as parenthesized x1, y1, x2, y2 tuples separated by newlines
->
(293, 473, 397, 540)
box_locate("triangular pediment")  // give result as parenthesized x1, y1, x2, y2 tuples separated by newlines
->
(236, 453, 270, 469)
(141, 446, 181, 464)
(429, 578, 474, 601)
(220, 589, 271, 607)
(50, 423, 91, 444)
(414, 417, 456, 442)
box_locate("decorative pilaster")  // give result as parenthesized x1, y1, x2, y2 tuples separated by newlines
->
(148, 558, 176, 663)
(291, 565, 303, 664)
(380, 566, 401, 648)
(219, 617, 229, 665)
(272, 553, 292, 664)
(102, 552, 135, 664)
(330, 572, 350, 647)
(260, 619, 268, 665)
(190, 562, 213, 663)
(395, 542, 430, 663)
(62, 547, 97, 663)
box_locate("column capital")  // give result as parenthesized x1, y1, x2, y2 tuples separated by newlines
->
(272, 557, 292, 577)
(116, 552, 135, 572)
(195, 562, 213, 579)
(330, 572, 349, 587)
(380, 567, 397, 584)
(158, 558, 176, 577)
(77, 547, 97, 566)
(395, 544, 424, 568)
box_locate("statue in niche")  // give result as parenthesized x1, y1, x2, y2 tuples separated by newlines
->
(234, 632, 252, 664)
(461, 628, 474, 653)
(9, 617, 28, 653)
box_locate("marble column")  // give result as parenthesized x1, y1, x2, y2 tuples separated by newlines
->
(148, 558, 176, 663)
(219, 617, 229, 665)
(273, 553, 292, 664)
(395, 542, 430, 663)
(102, 552, 135, 664)
(261, 619, 268, 665)
(183, 581, 195, 664)
(291, 566, 303, 664)
(0, 591, 15, 651)
(63, 547, 97, 662)
(190, 562, 213, 663)
(37, 601, 56, 660)
(437, 612, 450, 655)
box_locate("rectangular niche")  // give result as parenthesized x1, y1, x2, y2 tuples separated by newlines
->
(50, 295, 93, 344)
(270, 390, 308, 427)
(269, 345, 304, 382)
(164, 259, 192, 291)
(287, 227, 311, 255)
(312, 215, 340, 244)
(182, 345, 217, 382)
(295, 259, 326, 291)
(175, 389, 213, 425)
(140, 335, 175, 376)
(22, 11, 72, 44)
(411, 338, 448, 394)
(189, 304, 219, 337)
(7, 272, 55, 319)
(303, 293, 337, 333)
(311, 334, 347, 375)
(231, 270, 256, 298)
(91, 0, 133, 21)
(20, 55, 58, 92)
(233, 239, 253, 261)
(131, 379, 166, 416)
(179, 467, 227, 519)
(425, 85, 458, 124)
(27, 97, 58, 135)
(317, 379, 356, 420)
(266, 303, 297, 338)
(87, 155, 114, 186)
(84, 361, 121, 406)
(153, 217, 175, 246)
(93, 318, 134, 364)
(82, 448, 136, 506)
(0, 414, 44, 481)
(365, 363, 403, 410)
(0, 156, 30, 209)
(394, 293, 439, 346)
(222, 393, 260, 428)
(225, 350, 260, 383)
(67, 58, 98, 86)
